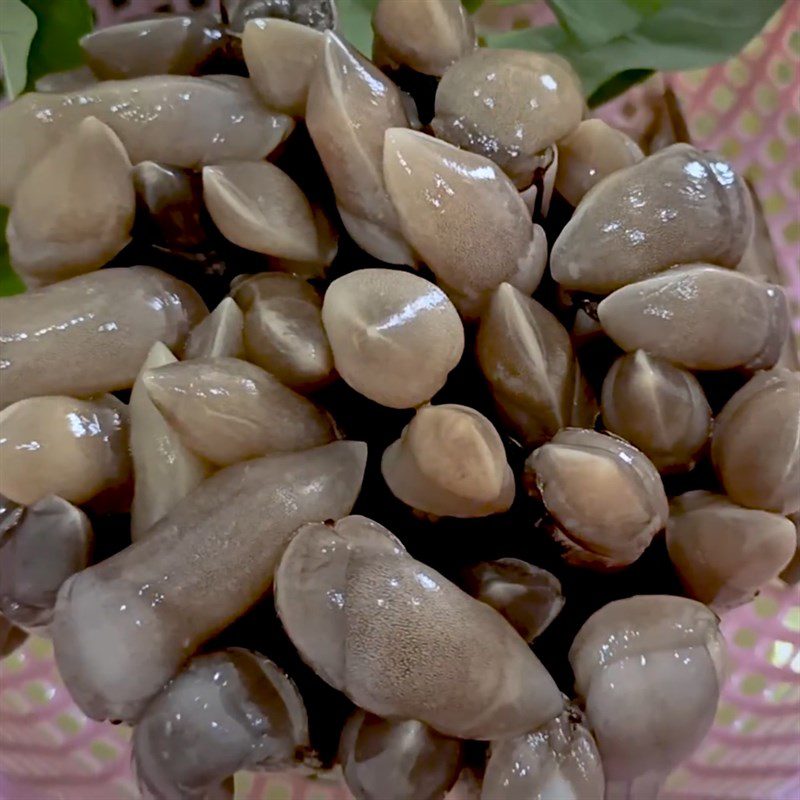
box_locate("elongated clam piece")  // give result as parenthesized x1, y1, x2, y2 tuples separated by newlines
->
(601, 351, 712, 472)
(432, 49, 583, 188)
(555, 119, 644, 207)
(134, 649, 309, 800)
(372, 0, 475, 77)
(321, 269, 464, 408)
(8, 117, 134, 287)
(0, 396, 130, 506)
(569, 596, 726, 796)
(482, 708, 604, 800)
(130, 343, 210, 540)
(712, 368, 800, 514)
(271, 205, 339, 279)
(225, 0, 337, 32)
(183, 299, 245, 360)
(339, 710, 463, 800)
(667, 491, 795, 611)
(1, 616, 27, 657)
(382, 404, 514, 518)
(551, 144, 753, 293)
(52, 441, 367, 722)
(0, 77, 293, 205)
(0, 495, 93, 629)
(306, 32, 414, 264)
(143, 357, 335, 467)
(0, 267, 207, 409)
(383, 130, 547, 317)
(35, 66, 97, 93)
(275, 516, 564, 739)
(597, 265, 789, 371)
(525, 428, 668, 569)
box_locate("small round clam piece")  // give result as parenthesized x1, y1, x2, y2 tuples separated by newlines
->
(134, 649, 309, 800)
(667, 491, 796, 611)
(431, 49, 583, 188)
(482, 708, 604, 800)
(712, 368, 800, 514)
(525, 428, 668, 569)
(597, 265, 790, 371)
(339, 710, 463, 800)
(382, 404, 515, 518)
(183, 298, 245, 360)
(601, 351, 712, 472)
(321, 269, 464, 408)
(225, 0, 337, 32)
(551, 144, 753, 293)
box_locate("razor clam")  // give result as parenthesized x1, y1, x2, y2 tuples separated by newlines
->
(224, 0, 337, 32)
(183, 298, 245, 360)
(52, 440, 366, 722)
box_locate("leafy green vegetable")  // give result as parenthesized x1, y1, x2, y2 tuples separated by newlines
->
(0, 0, 37, 100)
(0, 207, 25, 297)
(461, 0, 485, 12)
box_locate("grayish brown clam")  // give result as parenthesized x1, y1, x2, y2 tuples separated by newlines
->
(183, 298, 245, 360)
(372, 0, 475, 77)
(8, 117, 134, 288)
(133, 648, 309, 800)
(597, 265, 789, 371)
(0, 76, 293, 205)
(338, 709, 463, 800)
(382, 404, 514, 518)
(525, 428, 668, 569)
(275, 515, 564, 739)
(52, 440, 366, 722)
(321, 269, 464, 408)
(481, 708, 604, 800)
(34, 66, 97, 93)
(225, 0, 337, 32)
(551, 144, 753, 293)
(555, 119, 644, 207)
(0, 267, 207, 409)
(712, 368, 800, 514)
(270, 205, 339, 279)
(601, 350, 712, 472)
(0, 495, 93, 629)
(306, 32, 415, 265)
(383, 129, 547, 317)
(1, 616, 27, 657)
(667, 491, 796, 611)
(431, 49, 583, 188)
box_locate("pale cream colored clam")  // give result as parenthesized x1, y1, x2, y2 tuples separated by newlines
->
(382, 404, 514, 518)
(183, 298, 244, 360)
(321, 269, 464, 408)
(551, 144, 753, 293)
(0, 267, 207, 409)
(667, 491, 796, 611)
(52, 440, 367, 722)
(0, 396, 130, 507)
(383, 129, 547, 317)
(8, 117, 134, 287)
(270, 206, 339, 279)
(597, 265, 789, 371)
(35, 66, 97, 93)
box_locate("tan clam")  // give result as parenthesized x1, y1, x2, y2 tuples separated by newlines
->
(35, 66, 97, 93)
(183, 298, 245, 360)
(270, 205, 339, 279)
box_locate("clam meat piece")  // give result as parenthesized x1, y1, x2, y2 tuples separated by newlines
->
(52, 440, 367, 722)
(203, 162, 322, 261)
(555, 119, 644, 207)
(0, 76, 293, 205)
(525, 428, 668, 569)
(134, 648, 309, 800)
(372, 0, 475, 77)
(321, 269, 464, 408)
(1, 616, 27, 658)
(551, 144, 753, 293)
(271, 205, 339, 279)
(384, 129, 547, 317)
(597, 265, 789, 371)
(80, 13, 223, 80)
(183, 298, 245, 360)
(601, 350, 712, 472)
(712, 368, 800, 514)
(431, 49, 583, 189)
(129, 343, 210, 540)
(143, 356, 335, 467)
(0, 267, 207, 409)
(482, 708, 604, 800)
(569, 595, 727, 795)
(463, 558, 564, 642)
(0, 495, 93, 629)
(275, 516, 564, 739)
(339, 710, 463, 800)
(35, 65, 97, 93)
(667, 491, 796, 611)
(779, 513, 800, 586)
(8, 117, 134, 288)
(306, 32, 415, 265)
(225, 0, 338, 32)
(382, 404, 514, 518)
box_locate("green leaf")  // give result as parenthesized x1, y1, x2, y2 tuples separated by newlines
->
(0, 0, 37, 100)
(0, 207, 25, 297)
(461, 0, 485, 11)
(547, 0, 643, 47)
(588, 68, 654, 107)
(337, 0, 379, 54)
